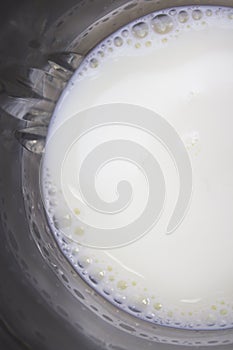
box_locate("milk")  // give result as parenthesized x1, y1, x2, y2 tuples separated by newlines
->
(42, 6, 233, 329)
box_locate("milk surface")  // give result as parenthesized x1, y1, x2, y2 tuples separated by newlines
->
(42, 6, 233, 329)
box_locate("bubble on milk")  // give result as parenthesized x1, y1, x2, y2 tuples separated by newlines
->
(114, 36, 123, 47)
(178, 10, 189, 23)
(151, 14, 174, 34)
(192, 9, 203, 21)
(42, 5, 233, 330)
(132, 22, 149, 38)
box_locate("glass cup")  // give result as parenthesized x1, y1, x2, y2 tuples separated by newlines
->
(1, 1, 233, 349)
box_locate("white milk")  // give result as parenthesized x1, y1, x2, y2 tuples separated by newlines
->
(42, 6, 233, 329)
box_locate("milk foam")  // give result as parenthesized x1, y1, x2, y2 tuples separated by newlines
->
(42, 6, 233, 329)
